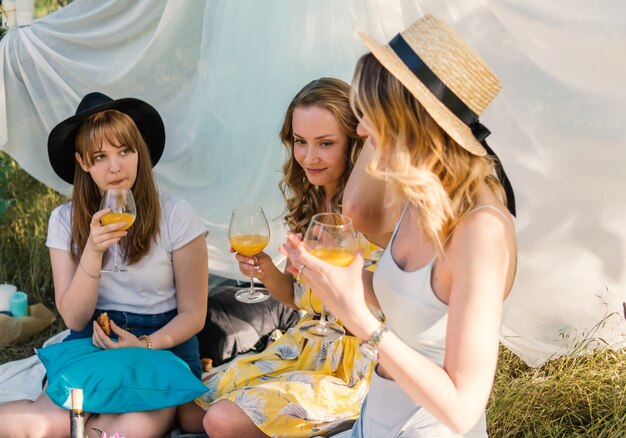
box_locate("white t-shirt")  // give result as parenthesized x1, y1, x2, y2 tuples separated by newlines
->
(46, 193, 208, 314)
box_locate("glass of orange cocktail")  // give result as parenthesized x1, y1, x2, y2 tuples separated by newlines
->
(228, 205, 271, 303)
(299, 213, 356, 342)
(100, 189, 136, 273)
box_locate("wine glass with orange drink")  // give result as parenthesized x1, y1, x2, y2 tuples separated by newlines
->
(100, 189, 136, 273)
(228, 205, 271, 303)
(298, 213, 356, 342)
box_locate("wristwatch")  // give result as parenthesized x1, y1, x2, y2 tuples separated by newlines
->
(359, 324, 389, 361)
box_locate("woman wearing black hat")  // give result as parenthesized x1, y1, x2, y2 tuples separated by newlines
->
(0, 93, 208, 437)
(281, 15, 517, 437)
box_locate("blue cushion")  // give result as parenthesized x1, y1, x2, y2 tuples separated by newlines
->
(36, 338, 207, 414)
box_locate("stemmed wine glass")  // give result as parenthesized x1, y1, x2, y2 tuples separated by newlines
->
(100, 189, 136, 273)
(299, 213, 356, 342)
(228, 205, 271, 303)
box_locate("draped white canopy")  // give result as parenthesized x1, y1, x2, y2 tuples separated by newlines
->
(1, 0, 624, 366)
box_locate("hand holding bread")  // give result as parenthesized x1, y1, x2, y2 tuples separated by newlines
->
(93, 312, 153, 350)
(96, 312, 111, 336)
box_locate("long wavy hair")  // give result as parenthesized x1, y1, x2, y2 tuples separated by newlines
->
(71, 110, 161, 266)
(351, 54, 507, 249)
(279, 77, 365, 235)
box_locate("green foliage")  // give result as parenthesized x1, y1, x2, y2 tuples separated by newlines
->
(34, 0, 72, 19)
(0, 151, 66, 308)
(0, 159, 13, 219)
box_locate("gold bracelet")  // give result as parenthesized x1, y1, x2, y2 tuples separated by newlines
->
(78, 262, 101, 279)
(138, 335, 152, 349)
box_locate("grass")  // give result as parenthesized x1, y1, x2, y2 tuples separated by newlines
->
(0, 152, 67, 364)
(0, 152, 67, 309)
(0, 319, 66, 363)
(489, 346, 626, 437)
(1, 153, 625, 435)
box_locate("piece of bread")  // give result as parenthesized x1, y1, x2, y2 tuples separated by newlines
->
(202, 358, 213, 372)
(96, 312, 111, 336)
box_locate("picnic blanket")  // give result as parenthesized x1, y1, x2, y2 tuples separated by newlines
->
(0, 329, 68, 403)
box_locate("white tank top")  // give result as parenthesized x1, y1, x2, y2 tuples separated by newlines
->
(373, 205, 515, 367)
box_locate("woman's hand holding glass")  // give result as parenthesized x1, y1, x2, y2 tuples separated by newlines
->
(229, 205, 272, 303)
(280, 232, 368, 339)
(281, 213, 363, 341)
(99, 189, 137, 273)
(230, 249, 277, 282)
(85, 208, 130, 256)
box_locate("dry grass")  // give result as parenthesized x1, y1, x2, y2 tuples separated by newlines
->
(0, 319, 66, 364)
(488, 346, 626, 437)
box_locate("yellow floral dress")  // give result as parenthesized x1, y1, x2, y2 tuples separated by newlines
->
(195, 243, 382, 437)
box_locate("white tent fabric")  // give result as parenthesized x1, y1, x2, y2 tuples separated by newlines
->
(1, 0, 625, 367)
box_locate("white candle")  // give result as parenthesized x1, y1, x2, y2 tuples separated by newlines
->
(0, 284, 17, 313)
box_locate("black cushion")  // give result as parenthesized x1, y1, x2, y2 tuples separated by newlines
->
(197, 280, 300, 366)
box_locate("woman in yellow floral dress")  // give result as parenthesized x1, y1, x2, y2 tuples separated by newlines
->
(177, 77, 381, 437)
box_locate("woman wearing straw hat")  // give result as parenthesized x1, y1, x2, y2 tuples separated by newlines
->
(0, 92, 208, 437)
(281, 14, 517, 436)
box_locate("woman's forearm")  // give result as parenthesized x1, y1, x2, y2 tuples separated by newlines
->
(147, 309, 206, 350)
(261, 265, 297, 308)
(54, 249, 103, 331)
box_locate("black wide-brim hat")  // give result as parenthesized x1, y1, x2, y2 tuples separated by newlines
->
(48, 92, 165, 184)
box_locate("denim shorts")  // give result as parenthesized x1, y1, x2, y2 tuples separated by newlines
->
(63, 308, 202, 378)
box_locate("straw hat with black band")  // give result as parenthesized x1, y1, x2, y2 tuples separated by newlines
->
(48, 92, 165, 185)
(359, 14, 516, 216)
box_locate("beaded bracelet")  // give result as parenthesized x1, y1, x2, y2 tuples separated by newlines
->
(138, 335, 152, 349)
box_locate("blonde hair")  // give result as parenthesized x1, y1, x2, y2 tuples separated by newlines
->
(279, 77, 365, 234)
(351, 54, 505, 248)
(71, 110, 161, 265)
